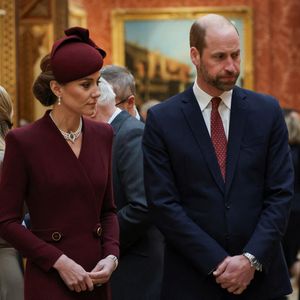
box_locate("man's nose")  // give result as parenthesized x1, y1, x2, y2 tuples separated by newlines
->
(224, 57, 237, 72)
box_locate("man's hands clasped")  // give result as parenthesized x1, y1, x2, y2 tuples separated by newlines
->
(213, 255, 255, 295)
(53, 254, 117, 293)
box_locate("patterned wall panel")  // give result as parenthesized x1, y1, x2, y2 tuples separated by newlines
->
(17, 0, 68, 123)
(0, 0, 17, 122)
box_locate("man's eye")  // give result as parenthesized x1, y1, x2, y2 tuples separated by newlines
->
(232, 53, 240, 59)
(214, 54, 224, 60)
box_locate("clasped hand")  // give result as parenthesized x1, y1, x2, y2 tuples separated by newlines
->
(53, 254, 116, 293)
(213, 255, 255, 295)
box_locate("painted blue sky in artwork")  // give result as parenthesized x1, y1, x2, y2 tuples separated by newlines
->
(125, 20, 192, 65)
(125, 19, 245, 80)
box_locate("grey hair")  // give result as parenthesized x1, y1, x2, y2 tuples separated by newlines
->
(101, 65, 136, 100)
(284, 110, 300, 144)
(98, 77, 116, 105)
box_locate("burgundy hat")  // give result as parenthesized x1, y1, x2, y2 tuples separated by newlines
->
(50, 27, 106, 83)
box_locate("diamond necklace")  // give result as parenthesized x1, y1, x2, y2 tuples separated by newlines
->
(49, 112, 82, 143)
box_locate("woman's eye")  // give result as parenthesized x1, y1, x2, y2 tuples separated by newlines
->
(81, 83, 90, 89)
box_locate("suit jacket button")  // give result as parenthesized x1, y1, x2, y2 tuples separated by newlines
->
(96, 226, 102, 237)
(52, 232, 62, 242)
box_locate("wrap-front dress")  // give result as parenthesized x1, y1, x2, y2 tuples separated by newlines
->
(0, 111, 119, 300)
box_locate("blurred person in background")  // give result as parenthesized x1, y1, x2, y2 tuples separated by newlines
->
(0, 85, 24, 300)
(282, 108, 300, 300)
(140, 99, 160, 121)
(101, 65, 142, 121)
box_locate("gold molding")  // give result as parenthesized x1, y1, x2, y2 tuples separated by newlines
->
(0, 0, 17, 122)
(68, 1, 87, 28)
(112, 6, 253, 90)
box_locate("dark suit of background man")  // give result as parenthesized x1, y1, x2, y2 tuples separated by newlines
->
(143, 14, 294, 300)
(93, 72, 163, 300)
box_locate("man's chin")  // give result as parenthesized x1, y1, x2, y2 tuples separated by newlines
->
(217, 83, 236, 91)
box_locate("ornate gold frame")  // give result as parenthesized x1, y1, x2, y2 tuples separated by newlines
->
(112, 6, 253, 90)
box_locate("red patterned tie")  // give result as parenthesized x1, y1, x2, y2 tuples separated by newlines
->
(210, 97, 227, 180)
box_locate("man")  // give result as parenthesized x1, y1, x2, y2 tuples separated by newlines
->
(94, 75, 163, 300)
(143, 14, 293, 300)
(101, 65, 142, 121)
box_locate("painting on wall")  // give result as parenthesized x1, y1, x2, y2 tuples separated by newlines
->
(112, 7, 253, 104)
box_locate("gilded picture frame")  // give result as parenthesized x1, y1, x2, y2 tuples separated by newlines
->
(112, 7, 253, 103)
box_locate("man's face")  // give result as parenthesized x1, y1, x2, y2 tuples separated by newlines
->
(197, 26, 240, 94)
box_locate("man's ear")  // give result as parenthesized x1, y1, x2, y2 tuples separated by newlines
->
(50, 80, 62, 98)
(190, 47, 201, 68)
(126, 95, 135, 109)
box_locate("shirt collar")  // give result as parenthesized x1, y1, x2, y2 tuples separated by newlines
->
(108, 107, 122, 124)
(193, 80, 232, 111)
(134, 106, 141, 121)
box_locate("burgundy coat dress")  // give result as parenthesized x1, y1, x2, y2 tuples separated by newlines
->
(0, 111, 119, 300)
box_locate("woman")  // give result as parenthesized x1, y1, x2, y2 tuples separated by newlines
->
(0, 27, 119, 300)
(0, 85, 24, 299)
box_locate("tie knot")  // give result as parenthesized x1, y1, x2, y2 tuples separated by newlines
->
(211, 97, 221, 109)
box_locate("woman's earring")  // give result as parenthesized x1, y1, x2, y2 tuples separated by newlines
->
(58, 96, 61, 105)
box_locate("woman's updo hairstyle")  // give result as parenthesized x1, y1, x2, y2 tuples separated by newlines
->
(32, 54, 57, 106)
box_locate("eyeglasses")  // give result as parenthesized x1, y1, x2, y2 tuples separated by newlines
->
(115, 95, 131, 107)
(7, 121, 13, 129)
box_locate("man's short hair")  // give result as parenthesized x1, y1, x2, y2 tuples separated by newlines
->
(101, 65, 136, 100)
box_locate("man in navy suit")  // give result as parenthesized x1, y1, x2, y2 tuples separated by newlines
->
(143, 14, 294, 300)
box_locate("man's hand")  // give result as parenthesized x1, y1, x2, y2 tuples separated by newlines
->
(53, 254, 94, 292)
(88, 256, 116, 286)
(213, 255, 255, 294)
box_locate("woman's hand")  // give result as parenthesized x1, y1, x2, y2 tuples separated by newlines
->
(88, 255, 118, 286)
(53, 254, 94, 293)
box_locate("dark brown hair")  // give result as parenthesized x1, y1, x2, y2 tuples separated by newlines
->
(32, 54, 58, 106)
(189, 21, 207, 56)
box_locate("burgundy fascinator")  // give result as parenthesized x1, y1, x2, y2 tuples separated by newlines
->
(50, 27, 106, 83)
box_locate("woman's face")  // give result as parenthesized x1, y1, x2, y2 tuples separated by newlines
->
(60, 71, 100, 117)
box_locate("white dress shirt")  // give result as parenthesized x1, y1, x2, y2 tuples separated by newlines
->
(108, 107, 122, 124)
(192, 81, 232, 139)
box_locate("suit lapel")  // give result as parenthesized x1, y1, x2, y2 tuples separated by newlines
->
(181, 88, 225, 193)
(225, 87, 248, 194)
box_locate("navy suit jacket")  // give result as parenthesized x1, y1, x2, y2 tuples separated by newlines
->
(143, 86, 294, 300)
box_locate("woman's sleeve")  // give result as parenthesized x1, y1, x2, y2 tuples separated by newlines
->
(0, 131, 63, 271)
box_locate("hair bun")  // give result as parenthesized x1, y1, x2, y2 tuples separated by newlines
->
(40, 54, 52, 72)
